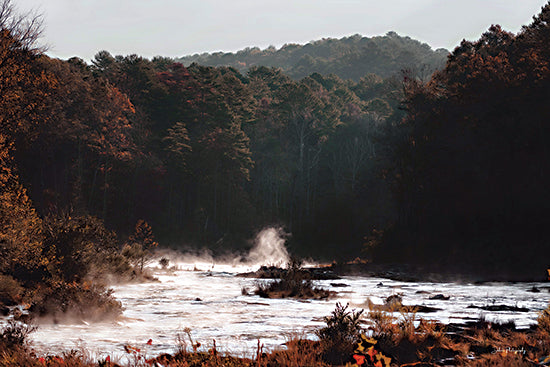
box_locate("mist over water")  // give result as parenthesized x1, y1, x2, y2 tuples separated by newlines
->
(157, 226, 291, 271)
(28, 268, 550, 359)
(246, 227, 290, 267)
(17, 226, 550, 359)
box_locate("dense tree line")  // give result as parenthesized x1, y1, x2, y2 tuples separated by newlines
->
(1, 11, 409, 273)
(3, 0, 550, 311)
(0, 0, 160, 318)
(178, 32, 448, 81)
(373, 3, 550, 279)
(54, 56, 403, 256)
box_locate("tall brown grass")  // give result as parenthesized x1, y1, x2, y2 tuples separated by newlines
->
(3, 302, 550, 366)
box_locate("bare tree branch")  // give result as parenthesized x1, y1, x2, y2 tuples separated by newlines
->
(0, 0, 45, 53)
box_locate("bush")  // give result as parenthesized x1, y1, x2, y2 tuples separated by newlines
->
(122, 220, 158, 274)
(0, 320, 35, 352)
(538, 303, 550, 354)
(254, 259, 333, 299)
(366, 309, 398, 339)
(0, 274, 23, 306)
(43, 214, 122, 282)
(31, 281, 122, 322)
(539, 303, 550, 335)
(266, 337, 328, 367)
(316, 302, 363, 365)
(159, 257, 169, 269)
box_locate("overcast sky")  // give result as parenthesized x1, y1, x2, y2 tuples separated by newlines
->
(15, 0, 549, 62)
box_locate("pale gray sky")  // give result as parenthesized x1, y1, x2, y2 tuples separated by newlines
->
(15, 0, 549, 62)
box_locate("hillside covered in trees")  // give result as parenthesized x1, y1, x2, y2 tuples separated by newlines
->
(178, 32, 449, 81)
(9, 53, 403, 259)
(372, 6, 550, 278)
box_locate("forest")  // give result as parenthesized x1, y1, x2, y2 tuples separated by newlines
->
(1, 0, 550, 328)
(1, 20, 423, 262)
(178, 32, 448, 81)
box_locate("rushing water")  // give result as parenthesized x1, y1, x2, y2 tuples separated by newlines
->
(19, 229, 550, 360)
(27, 261, 550, 360)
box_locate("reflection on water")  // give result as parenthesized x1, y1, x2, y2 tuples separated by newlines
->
(29, 261, 550, 359)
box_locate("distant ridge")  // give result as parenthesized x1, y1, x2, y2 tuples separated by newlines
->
(177, 32, 449, 81)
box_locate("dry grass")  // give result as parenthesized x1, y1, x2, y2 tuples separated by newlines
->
(461, 353, 531, 367)
(361, 302, 549, 366)
(4, 303, 550, 366)
(264, 338, 328, 367)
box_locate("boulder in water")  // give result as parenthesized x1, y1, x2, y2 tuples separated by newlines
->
(466, 304, 529, 312)
(429, 294, 450, 300)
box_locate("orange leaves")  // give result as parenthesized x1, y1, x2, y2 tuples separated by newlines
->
(35, 58, 137, 163)
(350, 335, 392, 367)
(37, 356, 65, 366)
(129, 220, 158, 250)
(367, 346, 377, 359)
(107, 85, 136, 114)
(123, 339, 156, 365)
(0, 133, 44, 274)
(0, 30, 49, 143)
(441, 19, 550, 99)
(86, 83, 136, 161)
(353, 354, 366, 365)
(124, 344, 141, 354)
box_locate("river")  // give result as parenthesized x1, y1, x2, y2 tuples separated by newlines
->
(28, 259, 550, 361)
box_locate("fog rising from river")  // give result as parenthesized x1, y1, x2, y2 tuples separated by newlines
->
(24, 228, 550, 361)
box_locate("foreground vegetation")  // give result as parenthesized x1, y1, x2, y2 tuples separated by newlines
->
(3, 302, 550, 366)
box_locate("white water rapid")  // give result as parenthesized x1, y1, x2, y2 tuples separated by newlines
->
(15, 229, 550, 360)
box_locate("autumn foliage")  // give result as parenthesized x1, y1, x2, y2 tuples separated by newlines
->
(373, 4, 550, 278)
(2, 0, 550, 329)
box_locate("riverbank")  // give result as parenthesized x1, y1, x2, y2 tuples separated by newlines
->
(3, 303, 550, 366)
(5, 260, 549, 366)
(239, 260, 549, 285)
(326, 260, 550, 283)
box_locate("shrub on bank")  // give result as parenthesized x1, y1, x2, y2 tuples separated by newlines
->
(13, 214, 153, 322)
(316, 302, 363, 365)
(0, 274, 23, 306)
(253, 260, 334, 299)
(5, 302, 550, 366)
(42, 214, 132, 282)
(31, 281, 122, 322)
(0, 321, 41, 367)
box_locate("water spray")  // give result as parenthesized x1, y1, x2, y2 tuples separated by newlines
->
(246, 227, 290, 268)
